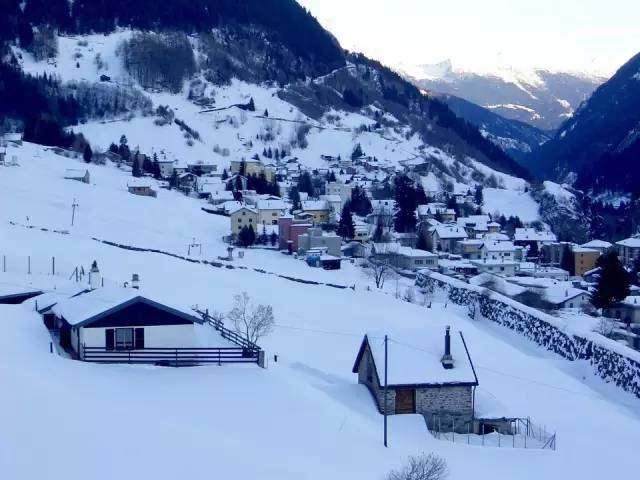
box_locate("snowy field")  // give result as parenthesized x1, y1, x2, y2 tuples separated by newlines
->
(1, 144, 640, 480)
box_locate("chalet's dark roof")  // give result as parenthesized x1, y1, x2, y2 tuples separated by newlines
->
(52, 287, 203, 328)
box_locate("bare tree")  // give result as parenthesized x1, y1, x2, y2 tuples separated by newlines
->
(227, 292, 274, 345)
(387, 453, 448, 480)
(365, 254, 394, 289)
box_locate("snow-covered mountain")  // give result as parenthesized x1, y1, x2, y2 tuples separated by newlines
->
(404, 60, 605, 132)
(528, 51, 640, 195)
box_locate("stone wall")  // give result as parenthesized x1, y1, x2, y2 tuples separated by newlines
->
(416, 271, 640, 399)
(355, 342, 474, 431)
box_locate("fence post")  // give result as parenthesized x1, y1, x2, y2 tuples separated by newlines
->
(481, 423, 484, 446)
(498, 428, 501, 447)
(52, 257, 55, 275)
(258, 350, 265, 368)
(50, 342, 53, 354)
(175, 348, 178, 367)
(452, 418, 455, 443)
(218, 348, 221, 366)
(28, 255, 31, 274)
(2, 254, 5, 273)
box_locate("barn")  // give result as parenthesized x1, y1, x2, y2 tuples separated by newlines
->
(352, 326, 479, 433)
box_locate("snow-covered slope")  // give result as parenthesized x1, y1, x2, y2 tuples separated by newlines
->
(1, 143, 640, 480)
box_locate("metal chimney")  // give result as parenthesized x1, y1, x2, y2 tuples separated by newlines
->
(131, 273, 140, 290)
(441, 326, 454, 369)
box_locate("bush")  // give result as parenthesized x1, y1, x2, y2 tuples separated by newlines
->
(387, 454, 448, 480)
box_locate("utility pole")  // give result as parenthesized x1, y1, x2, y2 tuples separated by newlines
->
(71, 198, 79, 226)
(384, 334, 388, 448)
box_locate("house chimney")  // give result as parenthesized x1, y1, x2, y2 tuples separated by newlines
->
(131, 273, 140, 290)
(441, 326, 454, 369)
(88, 261, 101, 290)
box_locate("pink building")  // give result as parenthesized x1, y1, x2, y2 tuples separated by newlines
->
(279, 216, 312, 253)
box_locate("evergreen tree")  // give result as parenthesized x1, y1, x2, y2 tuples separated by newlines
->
(416, 232, 429, 251)
(239, 159, 246, 177)
(238, 225, 256, 247)
(394, 174, 418, 233)
(297, 171, 314, 196)
(337, 203, 355, 240)
(132, 158, 142, 177)
(372, 220, 385, 242)
(446, 196, 460, 217)
(593, 252, 630, 308)
(143, 154, 154, 174)
(288, 186, 301, 211)
(152, 159, 161, 179)
(351, 143, 364, 160)
(474, 185, 484, 205)
(350, 185, 372, 216)
(83, 144, 93, 163)
(560, 244, 575, 275)
(264, 109, 269, 117)
(221, 169, 229, 181)
(327, 170, 337, 182)
(415, 184, 428, 205)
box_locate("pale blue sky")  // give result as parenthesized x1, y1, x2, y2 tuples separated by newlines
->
(298, 0, 640, 76)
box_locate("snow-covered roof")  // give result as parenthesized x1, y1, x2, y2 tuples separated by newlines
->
(52, 287, 202, 327)
(514, 228, 557, 243)
(481, 241, 516, 252)
(30, 286, 88, 313)
(256, 199, 287, 211)
(581, 240, 612, 249)
(572, 247, 599, 254)
(616, 237, 640, 248)
(229, 205, 257, 215)
(373, 243, 437, 258)
(433, 225, 468, 239)
(301, 200, 329, 211)
(482, 232, 510, 241)
(354, 328, 477, 386)
(321, 194, 342, 203)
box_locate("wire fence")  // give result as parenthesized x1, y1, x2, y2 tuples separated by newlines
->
(0, 253, 121, 289)
(431, 416, 556, 450)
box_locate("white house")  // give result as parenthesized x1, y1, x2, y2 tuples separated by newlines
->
(51, 287, 205, 359)
(256, 199, 288, 226)
(480, 241, 517, 262)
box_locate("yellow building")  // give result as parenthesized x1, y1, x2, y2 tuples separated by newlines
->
(301, 200, 330, 224)
(230, 206, 258, 236)
(573, 247, 600, 277)
(230, 159, 274, 182)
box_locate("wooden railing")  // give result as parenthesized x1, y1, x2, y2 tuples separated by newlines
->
(193, 308, 261, 352)
(82, 346, 260, 366)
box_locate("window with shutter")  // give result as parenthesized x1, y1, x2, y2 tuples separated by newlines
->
(134, 328, 145, 349)
(105, 329, 115, 350)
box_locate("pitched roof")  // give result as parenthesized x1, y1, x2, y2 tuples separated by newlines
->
(433, 225, 468, 239)
(616, 237, 640, 248)
(352, 329, 478, 387)
(256, 199, 287, 211)
(51, 287, 202, 327)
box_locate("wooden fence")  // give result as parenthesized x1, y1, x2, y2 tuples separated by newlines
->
(82, 346, 260, 366)
(193, 308, 261, 352)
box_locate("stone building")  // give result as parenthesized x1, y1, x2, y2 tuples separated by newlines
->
(352, 326, 478, 432)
